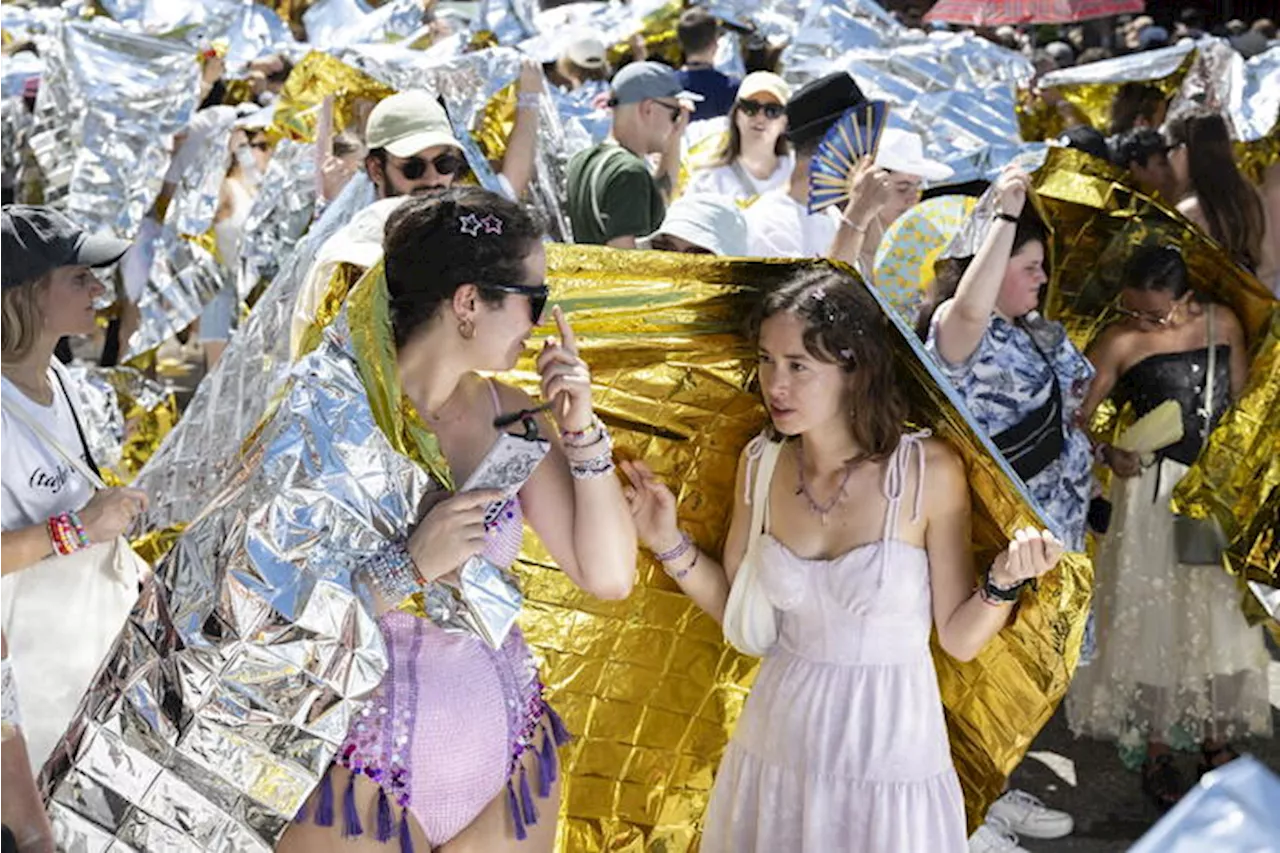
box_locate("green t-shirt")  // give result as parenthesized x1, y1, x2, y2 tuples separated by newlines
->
(566, 143, 666, 245)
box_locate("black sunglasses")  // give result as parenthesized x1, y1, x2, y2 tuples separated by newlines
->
(396, 152, 467, 180)
(737, 98, 785, 120)
(483, 283, 549, 324)
(652, 100, 683, 124)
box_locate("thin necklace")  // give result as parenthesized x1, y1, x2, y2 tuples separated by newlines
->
(794, 442, 857, 527)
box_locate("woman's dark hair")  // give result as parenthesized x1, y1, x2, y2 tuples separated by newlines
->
(1109, 83, 1165, 136)
(1122, 244, 1191, 297)
(754, 268, 910, 460)
(914, 217, 1048, 340)
(383, 187, 543, 347)
(1165, 107, 1266, 272)
(715, 101, 790, 167)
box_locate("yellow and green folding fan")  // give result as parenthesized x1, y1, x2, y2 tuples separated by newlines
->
(807, 100, 889, 214)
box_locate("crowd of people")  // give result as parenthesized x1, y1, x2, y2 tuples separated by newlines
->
(1, 2, 1278, 853)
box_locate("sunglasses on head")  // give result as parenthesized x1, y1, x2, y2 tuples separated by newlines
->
(484, 283, 550, 324)
(395, 152, 467, 180)
(737, 98, 785, 120)
(1113, 302, 1179, 326)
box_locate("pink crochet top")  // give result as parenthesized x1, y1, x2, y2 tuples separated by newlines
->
(299, 380, 568, 850)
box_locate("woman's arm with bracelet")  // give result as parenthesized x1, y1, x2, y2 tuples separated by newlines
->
(499, 59, 545, 200)
(0, 487, 148, 576)
(618, 440, 760, 623)
(923, 444, 1063, 661)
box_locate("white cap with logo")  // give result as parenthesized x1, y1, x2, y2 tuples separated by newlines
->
(366, 90, 463, 158)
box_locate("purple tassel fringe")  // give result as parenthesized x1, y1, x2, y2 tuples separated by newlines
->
(547, 705, 572, 745)
(376, 787, 395, 843)
(343, 773, 364, 838)
(316, 769, 335, 827)
(507, 779, 527, 840)
(399, 807, 415, 853)
(519, 765, 538, 826)
(537, 732, 555, 797)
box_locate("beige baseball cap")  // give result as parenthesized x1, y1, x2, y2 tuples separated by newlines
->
(365, 90, 463, 158)
(564, 36, 607, 69)
(737, 71, 790, 104)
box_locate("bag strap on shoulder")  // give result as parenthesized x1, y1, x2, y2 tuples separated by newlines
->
(1, 387, 106, 491)
(745, 435, 783, 545)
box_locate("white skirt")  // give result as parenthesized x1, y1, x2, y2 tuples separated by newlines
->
(1066, 458, 1272, 762)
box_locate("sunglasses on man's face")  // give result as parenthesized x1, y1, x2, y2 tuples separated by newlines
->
(395, 152, 467, 181)
(652, 100, 684, 124)
(485, 283, 550, 324)
(736, 99, 785, 120)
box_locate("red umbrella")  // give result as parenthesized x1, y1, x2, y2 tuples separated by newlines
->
(924, 0, 1144, 26)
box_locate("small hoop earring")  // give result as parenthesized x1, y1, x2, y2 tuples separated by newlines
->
(458, 318, 475, 340)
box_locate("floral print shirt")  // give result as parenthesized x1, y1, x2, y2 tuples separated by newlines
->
(926, 309, 1095, 551)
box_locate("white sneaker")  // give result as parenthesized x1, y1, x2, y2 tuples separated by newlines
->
(968, 818, 1030, 853)
(986, 789, 1074, 840)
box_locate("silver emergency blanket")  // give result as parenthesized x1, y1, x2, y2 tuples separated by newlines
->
(65, 366, 127, 473)
(1129, 756, 1280, 852)
(168, 107, 238, 240)
(43, 313, 445, 852)
(1229, 45, 1279, 142)
(1, 49, 41, 98)
(477, 0, 540, 45)
(303, 0, 426, 48)
(237, 138, 319, 299)
(131, 170, 375, 534)
(124, 226, 227, 360)
(25, 20, 199, 238)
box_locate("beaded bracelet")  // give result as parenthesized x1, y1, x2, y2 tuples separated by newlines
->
(561, 414, 605, 448)
(664, 548, 698, 581)
(654, 531, 693, 563)
(569, 450, 615, 480)
(48, 512, 90, 556)
(359, 540, 424, 604)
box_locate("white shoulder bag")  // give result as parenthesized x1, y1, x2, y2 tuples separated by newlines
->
(0, 393, 147, 773)
(722, 435, 783, 656)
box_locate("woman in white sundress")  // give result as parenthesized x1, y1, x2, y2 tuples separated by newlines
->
(620, 266, 1065, 852)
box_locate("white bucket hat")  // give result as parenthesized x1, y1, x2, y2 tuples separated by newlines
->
(644, 194, 747, 256)
(874, 127, 954, 182)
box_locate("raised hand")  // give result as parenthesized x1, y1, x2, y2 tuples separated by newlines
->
(619, 460, 681, 556)
(536, 305, 594, 434)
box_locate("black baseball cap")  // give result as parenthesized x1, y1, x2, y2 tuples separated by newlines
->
(1, 205, 131, 291)
(785, 72, 867, 146)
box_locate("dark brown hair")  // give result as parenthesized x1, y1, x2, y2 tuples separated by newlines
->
(1165, 107, 1266, 273)
(914, 217, 1047, 340)
(1109, 83, 1165, 136)
(678, 7, 719, 56)
(754, 267, 910, 460)
(383, 187, 543, 347)
(714, 100, 790, 167)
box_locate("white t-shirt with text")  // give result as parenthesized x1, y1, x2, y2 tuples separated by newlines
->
(1, 360, 96, 532)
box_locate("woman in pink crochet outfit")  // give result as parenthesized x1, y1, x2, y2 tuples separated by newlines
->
(276, 188, 636, 853)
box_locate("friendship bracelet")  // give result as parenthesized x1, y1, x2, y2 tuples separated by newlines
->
(664, 548, 698, 581)
(561, 414, 605, 447)
(48, 512, 86, 556)
(359, 540, 424, 604)
(981, 572, 1027, 603)
(569, 451, 616, 480)
(654, 531, 693, 563)
(67, 510, 90, 549)
(977, 584, 1015, 607)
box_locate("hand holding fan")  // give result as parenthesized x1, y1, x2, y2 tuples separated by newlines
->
(808, 101, 889, 214)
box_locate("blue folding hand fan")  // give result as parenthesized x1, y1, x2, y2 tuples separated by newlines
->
(808, 101, 889, 214)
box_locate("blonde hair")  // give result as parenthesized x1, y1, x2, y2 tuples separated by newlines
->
(1, 276, 49, 363)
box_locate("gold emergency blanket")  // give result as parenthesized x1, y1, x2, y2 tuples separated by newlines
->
(1029, 147, 1280, 615)
(494, 246, 1094, 846)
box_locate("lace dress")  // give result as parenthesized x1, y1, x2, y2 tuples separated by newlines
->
(701, 433, 967, 852)
(1066, 347, 1272, 766)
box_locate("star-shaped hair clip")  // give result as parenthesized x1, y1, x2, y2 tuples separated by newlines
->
(480, 214, 504, 235)
(459, 213, 483, 236)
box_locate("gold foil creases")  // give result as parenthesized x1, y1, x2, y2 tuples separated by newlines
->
(271, 50, 395, 142)
(501, 245, 1092, 845)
